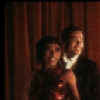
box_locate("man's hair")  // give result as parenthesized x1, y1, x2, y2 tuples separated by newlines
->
(61, 26, 82, 43)
(36, 36, 62, 64)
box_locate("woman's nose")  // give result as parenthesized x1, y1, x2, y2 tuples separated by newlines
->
(50, 51, 55, 55)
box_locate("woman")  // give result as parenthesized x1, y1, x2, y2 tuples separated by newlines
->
(22, 36, 80, 100)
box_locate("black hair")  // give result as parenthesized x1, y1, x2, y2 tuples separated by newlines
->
(36, 36, 62, 64)
(61, 26, 82, 43)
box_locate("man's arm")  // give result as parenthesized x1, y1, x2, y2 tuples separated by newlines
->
(90, 63, 100, 100)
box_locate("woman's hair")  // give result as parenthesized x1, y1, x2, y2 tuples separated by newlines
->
(35, 36, 62, 64)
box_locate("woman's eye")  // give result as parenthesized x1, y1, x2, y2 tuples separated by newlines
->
(45, 49, 51, 52)
(56, 47, 61, 51)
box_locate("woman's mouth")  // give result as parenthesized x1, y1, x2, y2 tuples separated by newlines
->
(49, 57, 56, 61)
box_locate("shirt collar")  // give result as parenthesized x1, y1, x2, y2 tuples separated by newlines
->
(62, 53, 79, 62)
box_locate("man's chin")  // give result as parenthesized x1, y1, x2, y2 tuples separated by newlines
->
(74, 52, 81, 56)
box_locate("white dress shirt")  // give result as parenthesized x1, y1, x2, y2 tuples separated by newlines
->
(62, 53, 79, 69)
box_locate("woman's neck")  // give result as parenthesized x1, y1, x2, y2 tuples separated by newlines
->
(41, 63, 58, 71)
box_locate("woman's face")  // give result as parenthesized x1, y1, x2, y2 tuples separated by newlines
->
(43, 43, 61, 68)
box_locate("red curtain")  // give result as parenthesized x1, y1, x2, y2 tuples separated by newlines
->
(5, 1, 100, 100)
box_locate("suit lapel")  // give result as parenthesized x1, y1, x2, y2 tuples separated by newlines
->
(73, 55, 85, 88)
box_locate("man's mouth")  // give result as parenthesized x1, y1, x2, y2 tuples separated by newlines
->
(75, 47, 81, 51)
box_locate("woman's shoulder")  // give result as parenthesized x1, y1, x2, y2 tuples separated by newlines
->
(31, 69, 44, 80)
(62, 69, 76, 84)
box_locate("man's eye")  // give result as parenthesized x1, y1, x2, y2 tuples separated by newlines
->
(70, 39, 84, 42)
(70, 39, 77, 42)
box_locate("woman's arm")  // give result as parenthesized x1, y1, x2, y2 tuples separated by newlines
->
(64, 70, 80, 100)
(21, 73, 33, 100)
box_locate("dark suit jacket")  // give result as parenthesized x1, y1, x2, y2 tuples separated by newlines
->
(72, 55, 100, 100)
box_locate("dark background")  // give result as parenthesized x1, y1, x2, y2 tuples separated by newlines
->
(5, 1, 100, 100)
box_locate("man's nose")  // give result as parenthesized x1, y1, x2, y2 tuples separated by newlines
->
(76, 41, 82, 45)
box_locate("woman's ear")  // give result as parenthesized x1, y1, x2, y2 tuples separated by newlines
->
(61, 43, 65, 54)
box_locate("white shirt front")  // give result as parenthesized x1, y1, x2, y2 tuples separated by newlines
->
(62, 53, 79, 69)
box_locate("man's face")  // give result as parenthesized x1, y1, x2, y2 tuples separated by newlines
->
(65, 31, 84, 57)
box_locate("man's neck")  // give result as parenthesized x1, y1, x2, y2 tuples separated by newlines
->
(63, 52, 79, 59)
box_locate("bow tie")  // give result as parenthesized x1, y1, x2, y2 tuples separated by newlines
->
(62, 54, 78, 69)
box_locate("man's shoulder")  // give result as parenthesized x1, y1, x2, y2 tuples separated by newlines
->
(79, 55, 97, 65)
(78, 55, 99, 73)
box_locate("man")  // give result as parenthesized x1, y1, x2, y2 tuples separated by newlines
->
(61, 26, 100, 100)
